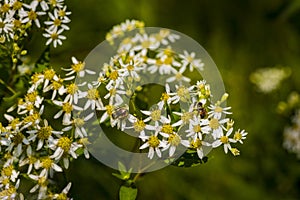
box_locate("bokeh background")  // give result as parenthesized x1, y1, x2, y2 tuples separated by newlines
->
(33, 0, 300, 199)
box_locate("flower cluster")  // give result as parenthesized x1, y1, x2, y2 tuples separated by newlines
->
(0, 0, 71, 48)
(83, 20, 246, 160)
(250, 67, 291, 93)
(0, 18, 248, 199)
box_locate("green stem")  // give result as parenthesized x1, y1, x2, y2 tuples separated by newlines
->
(0, 78, 17, 95)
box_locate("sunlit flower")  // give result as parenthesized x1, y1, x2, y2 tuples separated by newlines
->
(139, 132, 167, 159)
(43, 27, 66, 48)
(212, 128, 235, 154)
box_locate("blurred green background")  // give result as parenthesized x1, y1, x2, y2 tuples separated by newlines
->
(44, 0, 300, 199)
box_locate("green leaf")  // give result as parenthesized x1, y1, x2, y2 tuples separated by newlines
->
(171, 151, 208, 167)
(119, 186, 137, 200)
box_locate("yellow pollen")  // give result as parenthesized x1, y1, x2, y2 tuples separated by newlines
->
(214, 106, 223, 113)
(161, 92, 169, 101)
(109, 70, 119, 80)
(26, 91, 38, 103)
(209, 118, 220, 130)
(181, 112, 192, 124)
(220, 136, 229, 144)
(66, 83, 78, 94)
(1, 4, 10, 13)
(71, 61, 85, 72)
(13, 1, 23, 10)
(156, 59, 163, 66)
(106, 105, 114, 115)
(164, 57, 173, 65)
(62, 102, 73, 113)
(53, 18, 61, 26)
(168, 134, 181, 146)
(127, 65, 134, 71)
(190, 139, 202, 148)
(141, 40, 151, 48)
(52, 79, 63, 90)
(37, 126, 53, 140)
(133, 119, 145, 132)
(57, 193, 68, 200)
(148, 135, 160, 148)
(2, 165, 13, 176)
(41, 157, 53, 169)
(28, 10, 37, 20)
(57, 137, 72, 152)
(87, 88, 99, 99)
(44, 69, 56, 80)
(51, 33, 58, 40)
(58, 9, 66, 17)
(193, 125, 201, 133)
(161, 124, 173, 134)
(12, 132, 24, 144)
(234, 132, 242, 141)
(74, 118, 85, 127)
(150, 109, 161, 121)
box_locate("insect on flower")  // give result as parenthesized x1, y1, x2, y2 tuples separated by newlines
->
(193, 102, 207, 119)
(112, 106, 129, 120)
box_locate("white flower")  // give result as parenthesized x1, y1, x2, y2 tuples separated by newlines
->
(139, 132, 166, 159)
(168, 85, 194, 104)
(44, 9, 70, 31)
(208, 104, 232, 119)
(133, 33, 159, 55)
(82, 84, 104, 110)
(166, 66, 191, 83)
(66, 113, 94, 138)
(212, 128, 235, 154)
(22, 1, 46, 28)
(43, 27, 66, 48)
(233, 129, 248, 144)
(62, 57, 95, 78)
(51, 182, 72, 199)
(163, 133, 190, 157)
(179, 51, 204, 72)
(185, 116, 210, 139)
(204, 117, 228, 139)
(53, 100, 83, 125)
(190, 137, 211, 159)
(141, 102, 169, 126)
(27, 119, 63, 150)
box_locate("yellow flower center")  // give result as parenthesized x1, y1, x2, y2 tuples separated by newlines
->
(23, 113, 40, 124)
(26, 91, 38, 103)
(71, 61, 85, 72)
(133, 119, 145, 132)
(160, 93, 169, 102)
(193, 125, 201, 133)
(74, 118, 85, 127)
(62, 102, 73, 113)
(168, 134, 181, 146)
(127, 65, 134, 71)
(66, 83, 78, 95)
(51, 33, 59, 40)
(87, 88, 99, 99)
(148, 135, 160, 148)
(220, 136, 229, 144)
(13, 1, 23, 10)
(10, 118, 20, 130)
(181, 112, 192, 124)
(44, 68, 56, 80)
(12, 132, 24, 144)
(57, 137, 72, 152)
(58, 9, 66, 17)
(1, 4, 10, 13)
(57, 193, 68, 200)
(28, 10, 37, 20)
(52, 79, 63, 90)
(150, 109, 161, 121)
(41, 157, 53, 169)
(164, 57, 173, 65)
(156, 59, 163, 66)
(209, 118, 219, 130)
(161, 124, 173, 134)
(53, 18, 61, 26)
(234, 131, 242, 141)
(190, 139, 202, 148)
(37, 126, 53, 140)
(141, 40, 150, 48)
(214, 106, 223, 113)
(106, 105, 114, 115)
(2, 165, 13, 176)
(109, 70, 119, 80)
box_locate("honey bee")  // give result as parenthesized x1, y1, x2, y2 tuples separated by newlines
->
(112, 106, 129, 120)
(193, 102, 207, 119)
